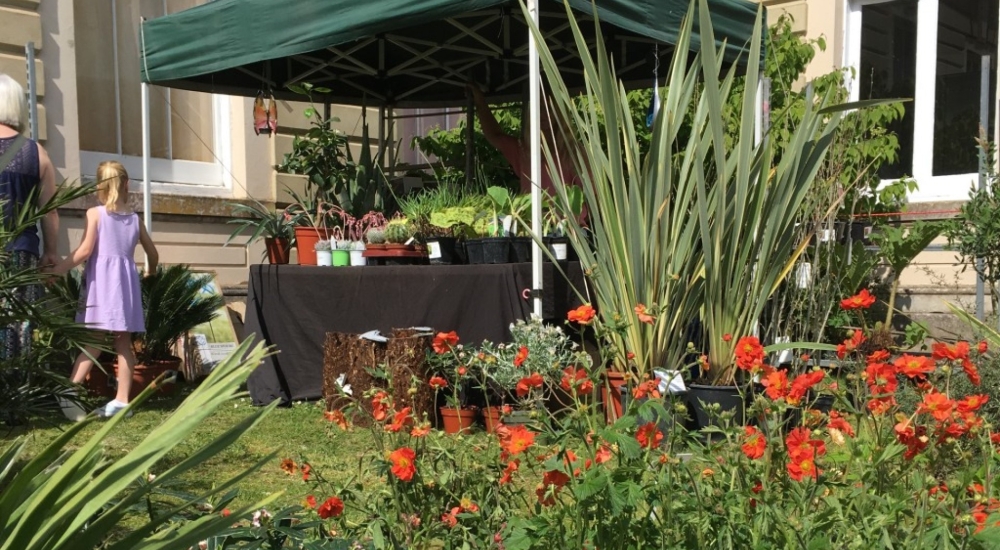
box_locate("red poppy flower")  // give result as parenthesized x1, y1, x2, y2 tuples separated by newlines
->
(318, 496, 344, 519)
(931, 341, 970, 362)
(734, 336, 766, 372)
(325, 409, 349, 430)
(635, 422, 664, 449)
(894, 354, 936, 379)
(389, 447, 417, 482)
(827, 410, 855, 438)
(514, 346, 529, 367)
(761, 369, 790, 400)
(432, 331, 459, 354)
(515, 372, 545, 397)
(536, 469, 571, 506)
(371, 391, 390, 422)
(567, 304, 596, 325)
(429, 376, 449, 390)
(301, 462, 312, 482)
(634, 304, 655, 325)
(741, 426, 766, 459)
(304, 495, 317, 509)
(840, 289, 876, 310)
(386, 407, 412, 433)
(499, 459, 519, 485)
(560, 367, 593, 395)
(500, 424, 536, 457)
(918, 391, 954, 423)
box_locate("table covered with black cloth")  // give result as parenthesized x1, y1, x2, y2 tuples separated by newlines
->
(244, 263, 586, 405)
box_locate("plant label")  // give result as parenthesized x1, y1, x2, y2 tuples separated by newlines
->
(428, 241, 442, 259)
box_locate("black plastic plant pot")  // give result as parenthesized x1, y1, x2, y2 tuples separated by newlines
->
(480, 237, 511, 264)
(509, 237, 532, 263)
(620, 386, 688, 437)
(427, 237, 459, 265)
(687, 384, 745, 430)
(464, 239, 485, 265)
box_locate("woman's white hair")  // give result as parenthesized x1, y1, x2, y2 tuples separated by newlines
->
(0, 73, 26, 132)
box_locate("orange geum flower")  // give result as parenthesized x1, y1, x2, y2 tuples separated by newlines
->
(734, 336, 766, 372)
(371, 391, 390, 422)
(827, 410, 855, 438)
(386, 407, 412, 433)
(918, 391, 955, 423)
(429, 376, 448, 390)
(514, 346, 529, 367)
(280, 458, 296, 475)
(410, 423, 431, 438)
(317, 496, 344, 519)
(499, 459, 520, 485)
(432, 331, 459, 354)
(634, 304, 655, 325)
(761, 369, 790, 401)
(895, 354, 936, 379)
(840, 289, 876, 310)
(635, 422, 664, 449)
(931, 341, 970, 362)
(536, 469, 571, 506)
(958, 395, 989, 413)
(787, 456, 820, 482)
(567, 304, 596, 325)
(325, 409, 349, 430)
(741, 426, 766, 460)
(389, 447, 417, 482)
(500, 425, 536, 457)
(515, 373, 544, 397)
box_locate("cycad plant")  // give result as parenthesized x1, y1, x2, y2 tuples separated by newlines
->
(531, 0, 851, 384)
(0, 338, 280, 550)
(136, 265, 224, 363)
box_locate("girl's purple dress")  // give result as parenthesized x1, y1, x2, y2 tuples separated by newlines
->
(76, 206, 145, 333)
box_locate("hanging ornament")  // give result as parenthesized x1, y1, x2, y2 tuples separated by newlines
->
(267, 93, 278, 136)
(646, 44, 661, 128)
(253, 92, 268, 136)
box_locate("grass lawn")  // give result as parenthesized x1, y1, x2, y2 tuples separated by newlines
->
(0, 385, 381, 512)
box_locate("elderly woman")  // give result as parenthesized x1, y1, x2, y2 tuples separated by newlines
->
(0, 72, 59, 359)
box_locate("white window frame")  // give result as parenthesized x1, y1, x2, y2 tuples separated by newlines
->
(843, 0, 1000, 202)
(78, 0, 233, 195)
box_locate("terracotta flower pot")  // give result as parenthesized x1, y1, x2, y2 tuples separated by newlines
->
(483, 406, 503, 433)
(601, 370, 628, 424)
(119, 358, 181, 400)
(440, 407, 477, 434)
(294, 227, 330, 265)
(83, 365, 116, 398)
(265, 237, 290, 264)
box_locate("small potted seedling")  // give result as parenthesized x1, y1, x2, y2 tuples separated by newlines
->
(329, 227, 351, 266)
(314, 239, 333, 266)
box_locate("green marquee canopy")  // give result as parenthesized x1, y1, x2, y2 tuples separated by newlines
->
(139, 0, 764, 106)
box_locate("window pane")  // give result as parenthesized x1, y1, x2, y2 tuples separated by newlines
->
(859, 1, 918, 180)
(933, 0, 999, 176)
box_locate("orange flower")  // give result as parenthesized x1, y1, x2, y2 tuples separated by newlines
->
(280, 458, 296, 475)
(595, 444, 612, 464)
(301, 462, 312, 482)
(958, 394, 989, 413)
(894, 354, 936, 379)
(866, 396, 897, 416)
(867, 349, 890, 363)
(389, 447, 417, 482)
(918, 391, 954, 423)
(741, 426, 766, 460)
(372, 391, 390, 422)
(536, 469, 571, 506)
(499, 459, 519, 485)
(317, 496, 344, 519)
(827, 410, 855, 438)
(634, 304, 655, 325)
(325, 409, 349, 430)
(410, 423, 431, 437)
(500, 425, 536, 457)
(560, 367, 593, 395)
(632, 379, 661, 400)
(963, 359, 982, 386)
(978, 341, 989, 354)
(865, 362, 898, 394)
(722, 334, 733, 342)
(761, 369, 790, 400)
(441, 509, 458, 529)
(514, 346, 529, 367)
(429, 376, 449, 390)
(840, 289, 876, 310)
(787, 370, 825, 405)
(457, 366, 468, 376)
(515, 372, 545, 397)
(432, 331, 459, 354)
(304, 495, 316, 509)
(567, 304, 596, 325)
(785, 427, 826, 461)
(386, 407, 412, 433)
(894, 420, 928, 459)
(636, 422, 664, 449)
(931, 341, 970, 362)
(787, 456, 820, 482)
(734, 336, 766, 372)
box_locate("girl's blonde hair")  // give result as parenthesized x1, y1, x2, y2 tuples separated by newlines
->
(96, 161, 129, 212)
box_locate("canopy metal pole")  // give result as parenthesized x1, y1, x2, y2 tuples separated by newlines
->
(465, 93, 475, 187)
(977, 54, 990, 323)
(141, 82, 152, 271)
(527, 0, 542, 318)
(25, 42, 38, 141)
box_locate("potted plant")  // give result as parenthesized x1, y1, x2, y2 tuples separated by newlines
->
(426, 332, 477, 434)
(384, 219, 413, 250)
(365, 226, 387, 250)
(314, 239, 332, 266)
(330, 227, 352, 267)
(128, 265, 225, 397)
(485, 186, 533, 263)
(224, 200, 298, 265)
(286, 189, 340, 266)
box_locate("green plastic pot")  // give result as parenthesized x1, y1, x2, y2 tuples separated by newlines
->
(331, 250, 350, 266)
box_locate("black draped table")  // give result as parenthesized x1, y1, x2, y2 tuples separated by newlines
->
(245, 263, 586, 405)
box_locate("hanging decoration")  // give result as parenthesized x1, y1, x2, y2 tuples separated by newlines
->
(253, 91, 278, 136)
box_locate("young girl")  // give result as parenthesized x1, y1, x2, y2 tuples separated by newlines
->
(53, 161, 158, 419)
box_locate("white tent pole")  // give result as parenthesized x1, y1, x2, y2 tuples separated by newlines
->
(528, 0, 543, 318)
(141, 81, 152, 271)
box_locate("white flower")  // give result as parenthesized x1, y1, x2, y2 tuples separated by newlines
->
(147, 473, 156, 482)
(198, 541, 208, 550)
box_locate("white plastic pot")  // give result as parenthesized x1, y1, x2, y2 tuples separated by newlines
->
(316, 250, 333, 266)
(350, 249, 366, 266)
(552, 243, 568, 260)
